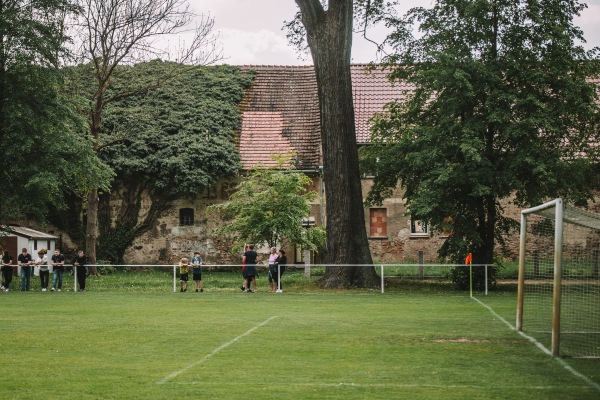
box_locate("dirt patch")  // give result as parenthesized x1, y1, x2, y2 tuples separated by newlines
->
(432, 338, 491, 343)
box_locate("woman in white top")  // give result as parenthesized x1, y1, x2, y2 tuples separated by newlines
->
(267, 247, 278, 292)
(36, 250, 49, 292)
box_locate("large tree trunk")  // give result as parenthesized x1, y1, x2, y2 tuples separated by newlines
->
(295, 0, 377, 288)
(0, 2, 6, 176)
(85, 189, 99, 275)
(85, 96, 104, 276)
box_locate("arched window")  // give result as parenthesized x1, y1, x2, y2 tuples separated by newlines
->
(179, 208, 194, 226)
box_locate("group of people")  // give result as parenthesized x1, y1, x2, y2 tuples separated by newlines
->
(240, 244, 287, 293)
(178, 251, 204, 292)
(0, 248, 88, 292)
(176, 245, 288, 294)
(2, 245, 288, 294)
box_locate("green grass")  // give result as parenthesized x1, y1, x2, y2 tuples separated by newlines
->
(1, 272, 599, 399)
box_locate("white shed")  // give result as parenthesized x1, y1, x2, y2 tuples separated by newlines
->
(0, 226, 58, 272)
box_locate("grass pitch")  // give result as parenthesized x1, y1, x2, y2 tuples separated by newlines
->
(1, 271, 598, 399)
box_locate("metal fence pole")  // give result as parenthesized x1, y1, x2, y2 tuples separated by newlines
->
(485, 265, 488, 296)
(276, 265, 282, 293)
(173, 265, 177, 293)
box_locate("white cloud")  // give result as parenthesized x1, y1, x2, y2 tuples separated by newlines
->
(575, 3, 600, 49)
(216, 28, 309, 65)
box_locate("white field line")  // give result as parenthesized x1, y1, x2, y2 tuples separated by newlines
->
(472, 297, 600, 393)
(156, 316, 278, 385)
(169, 381, 591, 390)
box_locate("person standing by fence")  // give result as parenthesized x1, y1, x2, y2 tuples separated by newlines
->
(73, 250, 88, 291)
(36, 249, 49, 292)
(1, 250, 13, 292)
(240, 244, 248, 291)
(268, 247, 278, 292)
(191, 251, 203, 292)
(179, 258, 190, 292)
(242, 244, 258, 293)
(51, 249, 65, 292)
(18, 248, 33, 291)
(274, 249, 287, 292)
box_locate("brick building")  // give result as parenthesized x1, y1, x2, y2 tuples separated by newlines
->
(21, 65, 599, 265)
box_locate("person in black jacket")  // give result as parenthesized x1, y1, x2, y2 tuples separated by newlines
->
(1, 250, 13, 292)
(73, 250, 88, 291)
(18, 248, 33, 291)
(273, 249, 287, 292)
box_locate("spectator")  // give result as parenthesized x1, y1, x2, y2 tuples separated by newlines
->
(179, 258, 190, 292)
(191, 251, 203, 293)
(267, 247, 278, 292)
(240, 244, 248, 291)
(51, 249, 65, 292)
(242, 244, 258, 293)
(274, 249, 287, 292)
(36, 249, 49, 292)
(73, 250, 88, 291)
(18, 248, 33, 291)
(1, 250, 13, 292)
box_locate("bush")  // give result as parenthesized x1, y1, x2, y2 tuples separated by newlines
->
(450, 264, 497, 291)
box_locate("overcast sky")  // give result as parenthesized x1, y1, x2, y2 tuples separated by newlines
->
(188, 0, 600, 66)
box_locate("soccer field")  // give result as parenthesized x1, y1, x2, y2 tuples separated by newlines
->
(1, 273, 599, 399)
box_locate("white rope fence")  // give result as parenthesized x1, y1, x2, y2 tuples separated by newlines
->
(26, 263, 493, 294)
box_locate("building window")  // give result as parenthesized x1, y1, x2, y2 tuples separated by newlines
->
(369, 208, 387, 238)
(410, 216, 429, 237)
(179, 208, 194, 226)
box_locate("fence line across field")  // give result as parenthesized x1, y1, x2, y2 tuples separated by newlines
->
(23, 263, 492, 294)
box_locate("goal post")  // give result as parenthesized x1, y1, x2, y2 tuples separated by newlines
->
(517, 198, 600, 358)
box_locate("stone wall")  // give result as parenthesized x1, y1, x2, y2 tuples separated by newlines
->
(25, 176, 600, 267)
(361, 179, 447, 262)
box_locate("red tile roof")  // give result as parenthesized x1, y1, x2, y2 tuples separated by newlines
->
(238, 66, 320, 170)
(237, 66, 599, 170)
(351, 65, 414, 144)
(238, 65, 410, 170)
(239, 111, 293, 168)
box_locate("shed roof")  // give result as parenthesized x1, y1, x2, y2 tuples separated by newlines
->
(1, 226, 58, 240)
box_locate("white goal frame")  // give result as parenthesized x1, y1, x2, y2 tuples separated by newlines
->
(517, 198, 600, 357)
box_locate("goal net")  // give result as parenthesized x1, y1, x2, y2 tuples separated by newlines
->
(517, 198, 600, 358)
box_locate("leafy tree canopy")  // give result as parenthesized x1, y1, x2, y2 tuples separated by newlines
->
(59, 61, 253, 262)
(0, 0, 112, 223)
(208, 154, 326, 253)
(362, 0, 600, 287)
(97, 61, 251, 195)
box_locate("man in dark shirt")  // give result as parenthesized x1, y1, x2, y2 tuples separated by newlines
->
(274, 249, 287, 292)
(18, 248, 33, 291)
(73, 250, 88, 292)
(242, 244, 258, 293)
(51, 249, 65, 292)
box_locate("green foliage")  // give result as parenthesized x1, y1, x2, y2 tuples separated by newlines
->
(362, 0, 600, 289)
(450, 264, 497, 291)
(0, 0, 113, 223)
(208, 154, 326, 252)
(97, 217, 135, 264)
(63, 61, 253, 257)
(98, 62, 251, 194)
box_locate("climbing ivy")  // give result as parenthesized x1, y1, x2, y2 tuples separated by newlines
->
(65, 61, 254, 262)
